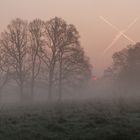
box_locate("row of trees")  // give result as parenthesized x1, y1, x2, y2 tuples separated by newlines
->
(0, 17, 92, 102)
(104, 43, 140, 94)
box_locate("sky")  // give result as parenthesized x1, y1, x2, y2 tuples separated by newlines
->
(0, 0, 140, 76)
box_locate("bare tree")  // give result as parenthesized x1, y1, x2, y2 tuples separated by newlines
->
(0, 45, 10, 100)
(0, 18, 28, 101)
(56, 22, 80, 101)
(28, 19, 45, 101)
(40, 17, 63, 101)
(41, 17, 92, 101)
(0, 17, 92, 103)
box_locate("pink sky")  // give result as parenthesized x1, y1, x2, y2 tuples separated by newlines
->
(0, 0, 140, 76)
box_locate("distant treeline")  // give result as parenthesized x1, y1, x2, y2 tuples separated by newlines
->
(104, 42, 140, 95)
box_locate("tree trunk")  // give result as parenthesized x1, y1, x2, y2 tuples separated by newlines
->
(20, 83, 24, 102)
(30, 66, 35, 101)
(30, 80, 35, 101)
(48, 58, 56, 102)
(58, 57, 63, 102)
(58, 78, 62, 102)
(48, 71, 53, 102)
(0, 89, 2, 103)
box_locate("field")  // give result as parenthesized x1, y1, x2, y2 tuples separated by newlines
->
(0, 99, 140, 140)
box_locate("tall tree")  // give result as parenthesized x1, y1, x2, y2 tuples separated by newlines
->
(28, 19, 45, 100)
(40, 17, 92, 101)
(42, 17, 92, 101)
(41, 17, 67, 101)
(0, 18, 28, 101)
(49, 17, 80, 101)
(40, 17, 59, 101)
(0, 44, 10, 100)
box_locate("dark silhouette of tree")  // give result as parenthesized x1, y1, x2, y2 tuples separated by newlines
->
(28, 19, 45, 101)
(39, 17, 92, 101)
(0, 17, 92, 103)
(0, 44, 10, 100)
(39, 17, 60, 101)
(107, 42, 140, 95)
(123, 43, 140, 91)
(49, 17, 81, 101)
(0, 18, 28, 101)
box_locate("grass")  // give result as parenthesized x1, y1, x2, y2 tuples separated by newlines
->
(0, 100, 140, 140)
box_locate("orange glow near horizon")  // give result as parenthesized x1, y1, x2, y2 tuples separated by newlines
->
(92, 76, 97, 81)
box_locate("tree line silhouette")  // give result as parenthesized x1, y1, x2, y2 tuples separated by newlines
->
(104, 42, 140, 95)
(0, 17, 92, 102)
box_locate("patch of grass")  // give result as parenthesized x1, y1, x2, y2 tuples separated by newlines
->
(0, 101, 140, 140)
